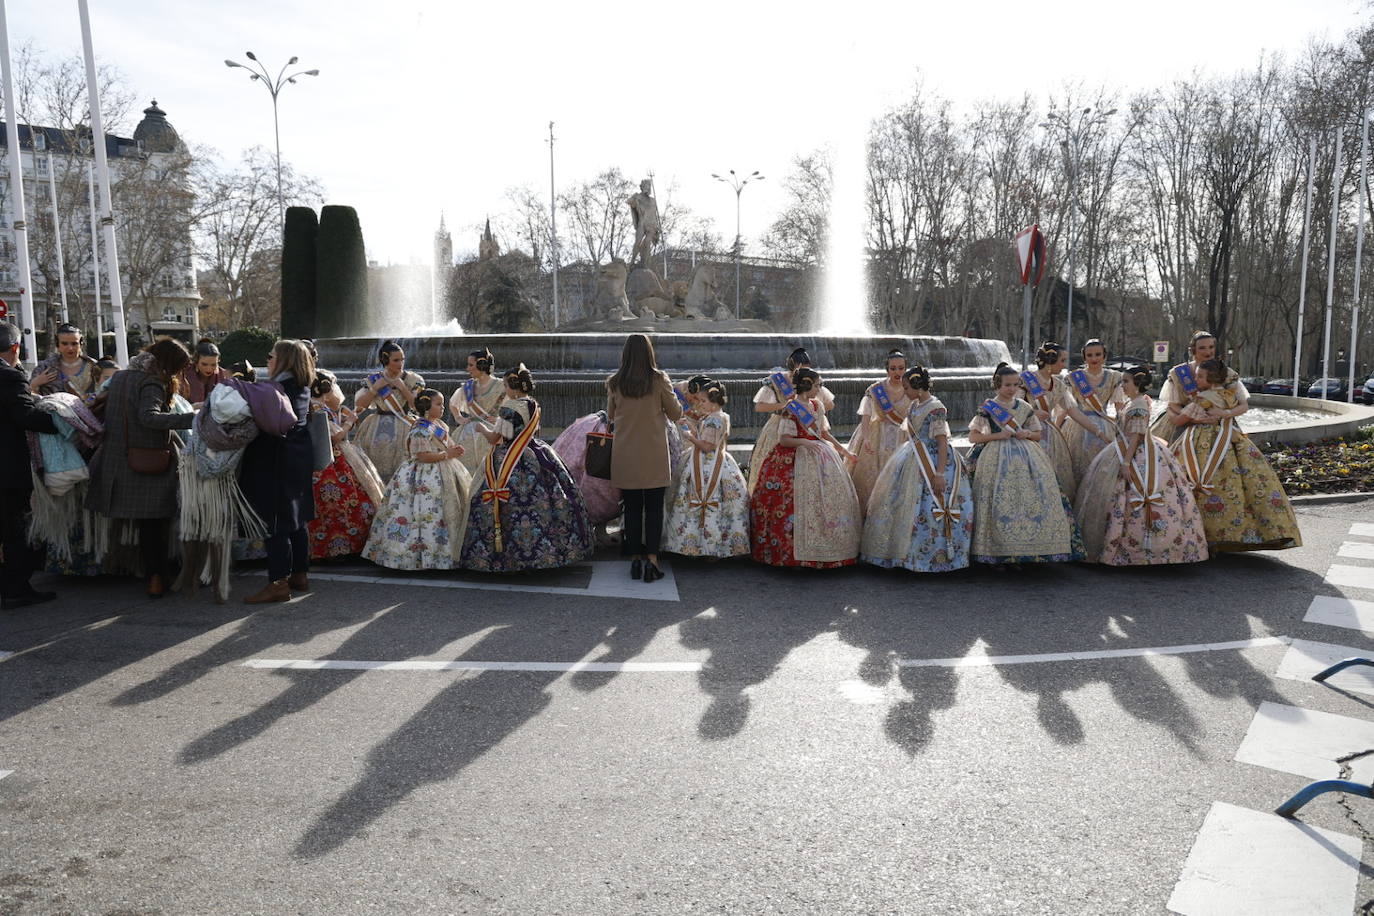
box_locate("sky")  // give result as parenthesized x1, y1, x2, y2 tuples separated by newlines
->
(9, 0, 1368, 266)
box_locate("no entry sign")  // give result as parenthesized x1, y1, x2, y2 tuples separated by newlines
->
(1015, 224, 1047, 286)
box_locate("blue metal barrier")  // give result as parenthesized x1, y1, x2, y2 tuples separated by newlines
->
(1276, 779, 1374, 817)
(1312, 657, 1374, 683)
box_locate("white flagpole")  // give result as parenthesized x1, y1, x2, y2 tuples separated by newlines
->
(0, 0, 37, 369)
(1321, 125, 1343, 400)
(1294, 138, 1316, 396)
(77, 0, 128, 366)
(1350, 109, 1369, 403)
(45, 150, 69, 323)
(88, 161, 102, 357)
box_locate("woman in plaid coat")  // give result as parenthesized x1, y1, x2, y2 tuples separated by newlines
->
(86, 338, 194, 597)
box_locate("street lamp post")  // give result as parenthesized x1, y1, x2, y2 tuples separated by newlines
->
(1040, 106, 1116, 362)
(712, 169, 764, 320)
(224, 52, 319, 227)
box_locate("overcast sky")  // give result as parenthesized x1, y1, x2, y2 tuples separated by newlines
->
(9, 0, 1367, 266)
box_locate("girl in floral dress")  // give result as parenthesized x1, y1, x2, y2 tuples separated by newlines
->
(1073, 367, 1208, 565)
(1018, 342, 1078, 499)
(662, 381, 751, 559)
(748, 347, 836, 495)
(967, 364, 1083, 565)
(1170, 359, 1300, 552)
(450, 347, 506, 475)
(750, 367, 862, 568)
(1060, 339, 1125, 481)
(461, 366, 594, 572)
(861, 365, 974, 572)
(353, 340, 424, 483)
(847, 349, 914, 513)
(308, 373, 385, 559)
(552, 410, 623, 533)
(362, 389, 472, 570)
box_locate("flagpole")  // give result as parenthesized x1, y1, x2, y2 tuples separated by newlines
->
(1293, 138, 1316, 395)
(1349, 110, 1369, 402)
(1320, 125, 1343, 400)
(0, 0, 37, 369)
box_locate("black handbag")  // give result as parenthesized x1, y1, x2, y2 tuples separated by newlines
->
(584, 412, 614, 480)
(124, 410, 174, 475)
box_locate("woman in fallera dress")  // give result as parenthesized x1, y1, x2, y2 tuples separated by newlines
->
(1150, 330, 1251, 444)
(307, 372, 385, 560)
(1169, 358, 1300, 552)
(861, 365, 974, 573)
(1061, 339, 1125, 481)
(461, 366, 594, 572)
(1018, 342, 1078, 499)
(449, 347, 505, 475)
(662, 380, 751, 559)
(352, 340, 423, 483)
(1073, 366, 1208, 566)
(750, 367, 861, 568)
(966, 363, 1083, 565)
(362, 389, 472, 570)
(748, 347, 836, 495)
(847, 349, 914, 512)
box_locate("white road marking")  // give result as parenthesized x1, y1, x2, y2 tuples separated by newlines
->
(897, 636, 1289, 668)
(243, 658, 701, 673)
(1325, 564, 1374, 590)
(275, 560, 680, 603)
(1302, 594, 1374, 633)
(1350, 522, 1374, 538)
(1337, 540, 1374, 560)
(1235, 701, 1374, 782)
(1166, 802, 1361, 916)
(837, 680, 888, 704)
(0, 770, 12, 781)
(1276, 638, 1374, 695)
(0, 651, 13, 662)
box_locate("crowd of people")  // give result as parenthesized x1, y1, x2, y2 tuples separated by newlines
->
(0, 323, 1302, 611)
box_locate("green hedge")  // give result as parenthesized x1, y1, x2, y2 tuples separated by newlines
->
(218, 326, 278, 369)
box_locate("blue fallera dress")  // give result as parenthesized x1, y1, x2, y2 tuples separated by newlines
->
(460, 397, 594, 572)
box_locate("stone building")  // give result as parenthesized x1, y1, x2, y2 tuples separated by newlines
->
(0, 100, 200, 350)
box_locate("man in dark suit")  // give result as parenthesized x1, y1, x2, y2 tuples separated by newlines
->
(0, 322, 59, 610)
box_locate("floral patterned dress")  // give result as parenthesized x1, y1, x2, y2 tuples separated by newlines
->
(662, 410, 751, 558)
(352, 369, 424, 484)
(861, 397, 974, 572)
(461, 398, 594, 572)
(1170, 386, 1301, 552)
(551, 411, 623, 525)
(967, 398, 1084, 564)
(1150, 365, 1252, 445)
(362, 419, 472, 570)
(1021, 371, 1077, 499)
(450, 376, 505, 476)
(308, 409, 384, 559)
(1061, 368, 1125, 481)
(1073, 395, 1208, 565)
(847, 379, 913, 513)
(747, 378, 835, 495)
(749, 400, 861, 568)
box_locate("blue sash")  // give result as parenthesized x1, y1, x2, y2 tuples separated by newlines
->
(769, 370, 795, 399)
(1019, 370, 1045, 399)
(464, 377, 476, 402)
(785, 398, 817, 432)
(367, 371, 393, 399)
(980, 399, 1017, 430)
(674, 387, 690, 411)
(871, 383, 894, 413)
(1175, 364, 1198, 397)
(416, 419, 447, 441)
(1069, 369, 1107, 413)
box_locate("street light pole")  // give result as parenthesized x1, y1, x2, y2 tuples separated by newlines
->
(224, 53, 319, 228)
(548, 121, 559, 328)
(712, 169, 764, 320)
(45, 150, 69, 324)
(0, 0, 37, 368)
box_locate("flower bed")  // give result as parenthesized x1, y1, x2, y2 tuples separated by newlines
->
(1261, 425, 1374, 495)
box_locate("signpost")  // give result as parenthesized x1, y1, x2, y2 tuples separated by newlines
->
(1014, 224, 1047, 369)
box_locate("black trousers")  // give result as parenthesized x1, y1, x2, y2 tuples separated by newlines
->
(137, 518, 171, 581)
(1, 487, 41, 598)
(621, 487, 665, 556)
(266, 526, 310, 581)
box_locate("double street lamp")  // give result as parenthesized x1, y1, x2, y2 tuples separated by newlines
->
(1039, 106, 1116, 361)
(712, 169, 764, 319)
(224, 52, 319, 227)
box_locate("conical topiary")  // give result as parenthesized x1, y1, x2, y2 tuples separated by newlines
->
(280, 206, 318, 339)
(316, 205, 369, 337)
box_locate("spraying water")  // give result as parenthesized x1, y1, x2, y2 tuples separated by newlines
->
(817, 50, 873, 335)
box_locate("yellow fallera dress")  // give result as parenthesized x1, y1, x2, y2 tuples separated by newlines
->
(846, 378, 913, 513)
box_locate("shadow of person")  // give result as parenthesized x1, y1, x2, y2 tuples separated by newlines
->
(678, 590, 837, 741)
(291, 617, 612, 860)
(567, 603, 702, 693)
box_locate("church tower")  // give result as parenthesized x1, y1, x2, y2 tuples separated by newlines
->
(479, 218, 500, 261)
(432, 214, 453, 322)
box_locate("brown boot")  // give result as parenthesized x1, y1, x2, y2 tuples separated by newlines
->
(287, 572, 310, 592)
(244, 578, 291, 604)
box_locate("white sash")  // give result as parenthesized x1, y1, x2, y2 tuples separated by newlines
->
(1179, 416, 1234, 496)
(909, 425, 961, 539)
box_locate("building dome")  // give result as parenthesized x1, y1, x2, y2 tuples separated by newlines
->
(132, 100, 180, 153)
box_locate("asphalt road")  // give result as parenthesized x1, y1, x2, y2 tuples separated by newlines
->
(2, 501, 1372, 914)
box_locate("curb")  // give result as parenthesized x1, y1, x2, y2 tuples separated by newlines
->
(1289, 491, 1374, 505)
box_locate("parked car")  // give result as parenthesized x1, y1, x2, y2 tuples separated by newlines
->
(1306, 377, 1349, 400)
(1360, 375, 1374, 405)
(1240, 376, 1267, 392)
(1262, 378, 1299, 396)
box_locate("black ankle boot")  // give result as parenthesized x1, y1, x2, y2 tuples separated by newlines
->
(630, 557, 643, 580)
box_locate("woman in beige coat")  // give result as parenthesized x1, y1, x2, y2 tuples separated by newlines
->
(606, 334, 683, 583)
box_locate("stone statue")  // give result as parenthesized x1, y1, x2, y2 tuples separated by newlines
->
(626, 266, 675, 319)
(590, 259, 637, 321)
(683, 262, 728, 319)
(627, 178, 661, 267)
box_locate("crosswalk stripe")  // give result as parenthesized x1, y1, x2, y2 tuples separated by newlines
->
(1350, 522, 1374, 538)
(1275, 638, 1374, 695)
(1336, 540, 1374, 560)
(1324, 564, 1374, 590)
(1302, 594, 1374, 633)
(1166, 801, 1361, 916)
(1235, 701, 1374, 782)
